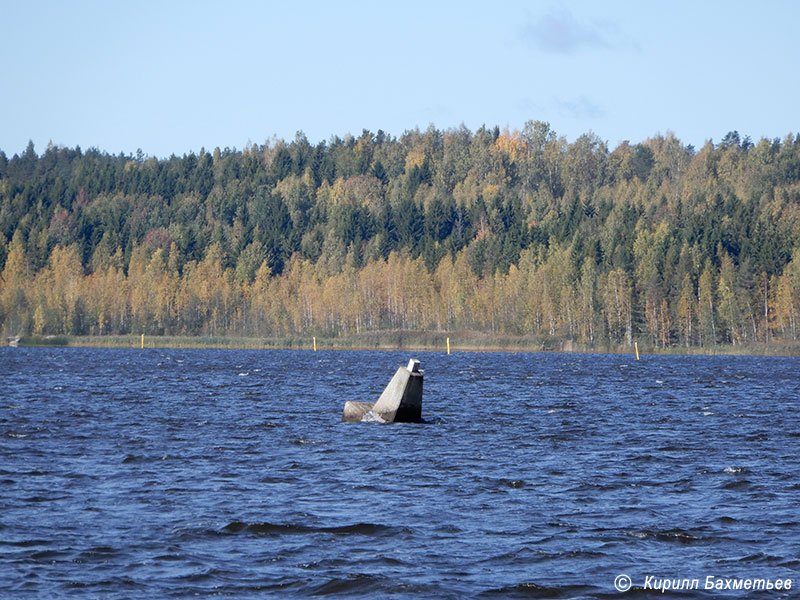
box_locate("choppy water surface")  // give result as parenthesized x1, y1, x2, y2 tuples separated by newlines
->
(1, 348, 799, 598)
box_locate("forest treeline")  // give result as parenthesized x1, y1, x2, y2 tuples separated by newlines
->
(2, 123, 800, 349)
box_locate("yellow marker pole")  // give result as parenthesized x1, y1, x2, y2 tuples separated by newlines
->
(313, 336, 317, 352)
(141, 333, 144, 349)
(634, 341, 639, 360)
(446, 337, 451, 355)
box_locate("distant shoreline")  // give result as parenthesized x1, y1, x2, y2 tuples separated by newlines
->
(7, 333, 800, 357)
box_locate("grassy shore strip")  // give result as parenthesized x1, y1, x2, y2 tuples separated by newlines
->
(12, 332, 800, 356)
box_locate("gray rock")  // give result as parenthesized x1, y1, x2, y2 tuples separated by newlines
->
(342, 359, 424, 423)
(342, 401, 374, 422)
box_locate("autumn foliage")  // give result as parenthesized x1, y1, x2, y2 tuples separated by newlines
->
(2, 125, 800, 349)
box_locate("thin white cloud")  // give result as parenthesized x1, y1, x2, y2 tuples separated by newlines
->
(556, 96, 605, 120)
(515, 96, 545, 114)
(521, 7, 615, 54)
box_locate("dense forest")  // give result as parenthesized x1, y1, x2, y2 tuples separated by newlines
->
(2, 123, 800, 349)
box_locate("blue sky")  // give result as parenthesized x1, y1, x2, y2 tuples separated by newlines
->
(2, 0, 798, 158)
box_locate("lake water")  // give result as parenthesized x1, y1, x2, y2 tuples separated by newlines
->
(1, 348, 799, 598)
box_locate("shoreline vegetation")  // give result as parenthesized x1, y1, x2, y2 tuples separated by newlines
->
(4, 127, 800, 352)
(10, 332, 800, 357)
